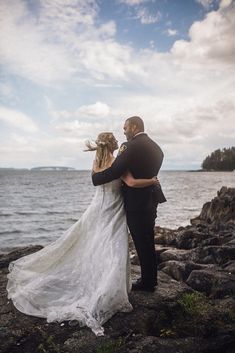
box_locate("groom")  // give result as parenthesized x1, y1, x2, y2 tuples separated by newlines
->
(92, 116, 166, 292)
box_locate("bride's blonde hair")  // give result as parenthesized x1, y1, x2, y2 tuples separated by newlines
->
(85, 132, 118, 169)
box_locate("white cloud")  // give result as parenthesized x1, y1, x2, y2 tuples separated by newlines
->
(119, 0, 151, 5)
(0, 82, 13, 97)
(39, 0, 98, 29)
(2, 0, 233, 89)
(77, 102, 111, 118)
(98, 21, 117, 38)
(0, 106, 39, 132)
(0, 0, 145, 85)
(166, 29, 178, 36)
(135, 7, 161, 24)
(54, 120, 105, 139)
(77, 39, 143, 80)
(220, 0, 233, 8)
(118, 0, 161, 25)
(50, 102, 111, 123)
(0, 81, 21, 105)
(171, 1, 235, 68)
(195, 0, 215, 8)
(0, 1, 76, 85)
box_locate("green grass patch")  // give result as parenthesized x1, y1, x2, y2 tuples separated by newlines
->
(96, 337, 124, 353)
(177, 292, 211, 317)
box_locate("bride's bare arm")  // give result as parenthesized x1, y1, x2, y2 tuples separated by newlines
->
(121, 171, 160, 188)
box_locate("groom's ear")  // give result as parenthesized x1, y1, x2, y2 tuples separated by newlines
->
(133, 124, 141, 134)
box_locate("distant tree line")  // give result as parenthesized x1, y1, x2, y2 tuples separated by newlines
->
(202, 147, 235, 171)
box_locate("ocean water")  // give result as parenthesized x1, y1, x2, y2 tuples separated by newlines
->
(0, 170, 234, 251)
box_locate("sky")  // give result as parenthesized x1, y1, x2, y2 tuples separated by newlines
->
(0, 0, 235, 170)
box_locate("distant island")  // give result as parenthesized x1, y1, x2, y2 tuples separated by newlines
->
(202, 147, 235, 171)
(31, 166, 76, 171)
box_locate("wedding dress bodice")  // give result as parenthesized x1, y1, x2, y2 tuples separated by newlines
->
(7, 179, 133, 336)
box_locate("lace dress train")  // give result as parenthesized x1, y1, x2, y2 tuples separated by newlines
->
(7, 180, 133, 336)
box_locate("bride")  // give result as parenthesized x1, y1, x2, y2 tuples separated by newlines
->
(7, 132, 158, 336)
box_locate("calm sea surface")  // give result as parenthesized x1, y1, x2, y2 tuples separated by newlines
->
(0, 170, 234, 251)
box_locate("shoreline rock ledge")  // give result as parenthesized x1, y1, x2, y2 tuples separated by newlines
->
(1, 187, 235, 353)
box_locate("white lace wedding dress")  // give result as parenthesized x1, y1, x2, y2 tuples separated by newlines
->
(7, 179, 133, 336)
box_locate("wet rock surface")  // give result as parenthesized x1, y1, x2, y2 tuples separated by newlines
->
(0, 187, 235, 353)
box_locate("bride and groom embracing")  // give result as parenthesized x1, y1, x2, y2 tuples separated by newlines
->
(7, 116, 166, 336)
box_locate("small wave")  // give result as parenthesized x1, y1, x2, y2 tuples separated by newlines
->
(15, 211, 70, 216)
(0, 213, 12, 217)
(0, 230, 22, 235)
(45, 211, 67, 215)
(36, 227, 50, 232)
(66, 218, 78, 222)
(15, 211, 38, 215)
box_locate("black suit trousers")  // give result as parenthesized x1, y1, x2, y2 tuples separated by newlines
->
(126, 207, 157, 286)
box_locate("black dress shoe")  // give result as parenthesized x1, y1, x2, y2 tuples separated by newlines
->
(133, 278, 158, 286)
(131, 281, 155, 292)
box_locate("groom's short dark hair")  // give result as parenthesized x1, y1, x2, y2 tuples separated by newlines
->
(126, 116, 144, 131)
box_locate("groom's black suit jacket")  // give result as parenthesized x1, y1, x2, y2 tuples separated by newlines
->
(92, 133, 166, 211)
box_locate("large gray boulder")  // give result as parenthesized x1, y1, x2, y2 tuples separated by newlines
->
(191, 186, 235, 225)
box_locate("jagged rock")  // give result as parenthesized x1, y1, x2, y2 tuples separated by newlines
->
(159, 260, 207, 282)
(196, 245, 235, 265)
(0, 246, 43, 269)
(155, 224, 234, 251)
(201, 235, 225, 246)
(159, 245, 235, 266)
(154, 227, 177, 246)
(191, 186, 235, 225)
(223, 261, 235, 274)
(186, 268, 235, 298)
(227, 238, 235, 246)
(176, 229, 205, 249)
(159, 249, 192, 263)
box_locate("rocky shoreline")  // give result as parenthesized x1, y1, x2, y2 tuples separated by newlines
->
(0, 186, 235, 353)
